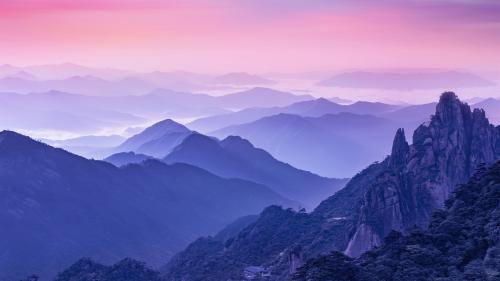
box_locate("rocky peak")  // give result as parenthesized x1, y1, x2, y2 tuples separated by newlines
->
(434, 91, 470, 125)
(389, 128, 409, 168)
(345, 92, 500, 257)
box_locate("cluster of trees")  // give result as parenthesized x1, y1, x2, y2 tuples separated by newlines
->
(54, 258, 163, 281)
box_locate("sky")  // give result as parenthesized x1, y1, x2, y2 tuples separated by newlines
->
(0, 0, 499, 74)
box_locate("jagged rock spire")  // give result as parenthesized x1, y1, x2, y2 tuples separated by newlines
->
(434, 91, 469, 125)
(345, 92, 500, 258)
(389, 128, 409, 168)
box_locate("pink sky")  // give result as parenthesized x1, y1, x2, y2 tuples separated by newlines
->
(1, 0, 499, 74)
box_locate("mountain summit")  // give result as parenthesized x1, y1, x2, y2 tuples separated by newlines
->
(345, 92, 500, 256)
(113, 119, 192, 157)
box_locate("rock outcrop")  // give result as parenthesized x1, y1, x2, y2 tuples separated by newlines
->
(293, 160, 500, 281)
(345, 92, 500, 257)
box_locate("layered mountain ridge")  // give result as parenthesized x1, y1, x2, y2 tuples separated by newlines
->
(164, 133, 347, 208)
(0, 130, 292, 280)
(162, 92, 500, 280)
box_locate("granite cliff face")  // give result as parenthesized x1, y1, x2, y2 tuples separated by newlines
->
(345, 92, 500, 257)
(293, 160, 500, 281)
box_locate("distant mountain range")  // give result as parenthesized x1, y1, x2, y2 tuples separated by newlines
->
(0, 130, 293, 281)
(185, 97, 500, 135)
(0, 87, 312, 137)
(188, 98, 403, 133)
(0, 91, 147, 135)
(0, 75, 155, 96)
(0, 64, 280, 92)
(0, 63, 131, 80)
(318, 70, 496, 90)
(210, 112, 401, 178)
(215, 87, 313, 109)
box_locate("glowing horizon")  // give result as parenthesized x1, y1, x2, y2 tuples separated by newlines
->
(1, 0, 499, 75)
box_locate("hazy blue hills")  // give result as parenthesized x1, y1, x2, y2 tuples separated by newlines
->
(216, 87, 313, 109)
(0, 86, 312, 137)
(317, 70, 496, 90)
(188, 94, 498, 141)
(188, 98, 403, 133)
(164, 133, 347, 208)
(0, 130, 292, 280)
(0, 91, 146, 134)
(211, 112, 400, 178)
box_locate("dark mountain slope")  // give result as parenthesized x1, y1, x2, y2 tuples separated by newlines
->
(0, 131, 291, 280)
(293, 160, 500, 281)
(164, 133, 347, 208)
